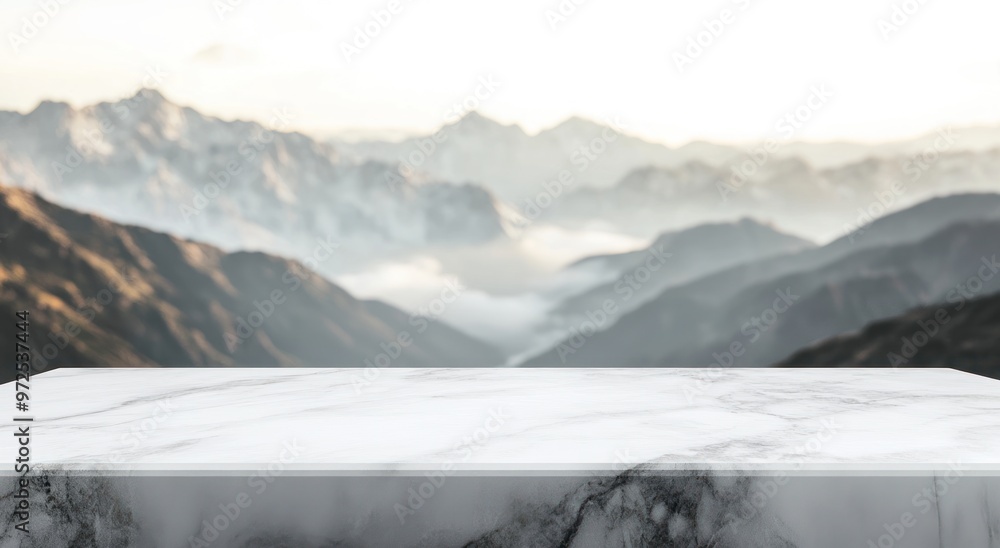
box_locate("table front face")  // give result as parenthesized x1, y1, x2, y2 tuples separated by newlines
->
(3, 469, 999, 548)
(3, 367, 999, 473)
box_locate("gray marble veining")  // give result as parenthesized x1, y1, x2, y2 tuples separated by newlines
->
(2, 368, 999, 547)
(2, 367, 999, 473)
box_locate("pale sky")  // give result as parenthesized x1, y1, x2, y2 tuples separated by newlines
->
(2, 0, 999, 145)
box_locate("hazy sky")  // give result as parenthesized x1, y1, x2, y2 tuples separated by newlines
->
(2, 0, 999, 144)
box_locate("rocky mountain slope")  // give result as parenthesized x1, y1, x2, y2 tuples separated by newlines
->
(0, 186, 504, 383)
(777, 292, 1000, 379)
(522, 194, 1000, 367)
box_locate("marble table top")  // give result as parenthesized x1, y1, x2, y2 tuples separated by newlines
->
(3, 368, 999, 474)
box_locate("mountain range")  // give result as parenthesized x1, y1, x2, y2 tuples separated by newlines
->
(539, 149, 1000, 241)
(4, 89, 1000, 379)
(338, 112, 1000, 242)
(338, 115, 1000, 203)
(522, 194, 1000, 367)
(336, 113, 732, 203)
(0, 185, 503, 383)
(3, 181, 998, 381)
(0, 89, 508, 275)
(5, 91, 1000, 259)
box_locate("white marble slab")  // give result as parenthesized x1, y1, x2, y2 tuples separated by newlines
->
(3, 367, 1000, 474)
(3, 368, 1000, 547)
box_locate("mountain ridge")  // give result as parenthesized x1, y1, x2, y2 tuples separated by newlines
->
(776, 291, 1000, 380)
(0, 88, 509, 278)
(0, 184, 504, 383)
(521, 193, 1000, 367)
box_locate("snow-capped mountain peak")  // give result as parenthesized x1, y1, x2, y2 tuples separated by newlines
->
(0, 93, 509, 275)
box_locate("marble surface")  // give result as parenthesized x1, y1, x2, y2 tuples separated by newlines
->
(3, 367, 1000, 473)
(3, 368, 1000, 547)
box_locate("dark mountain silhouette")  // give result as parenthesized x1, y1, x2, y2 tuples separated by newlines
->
(777, 291, 1000, 380)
